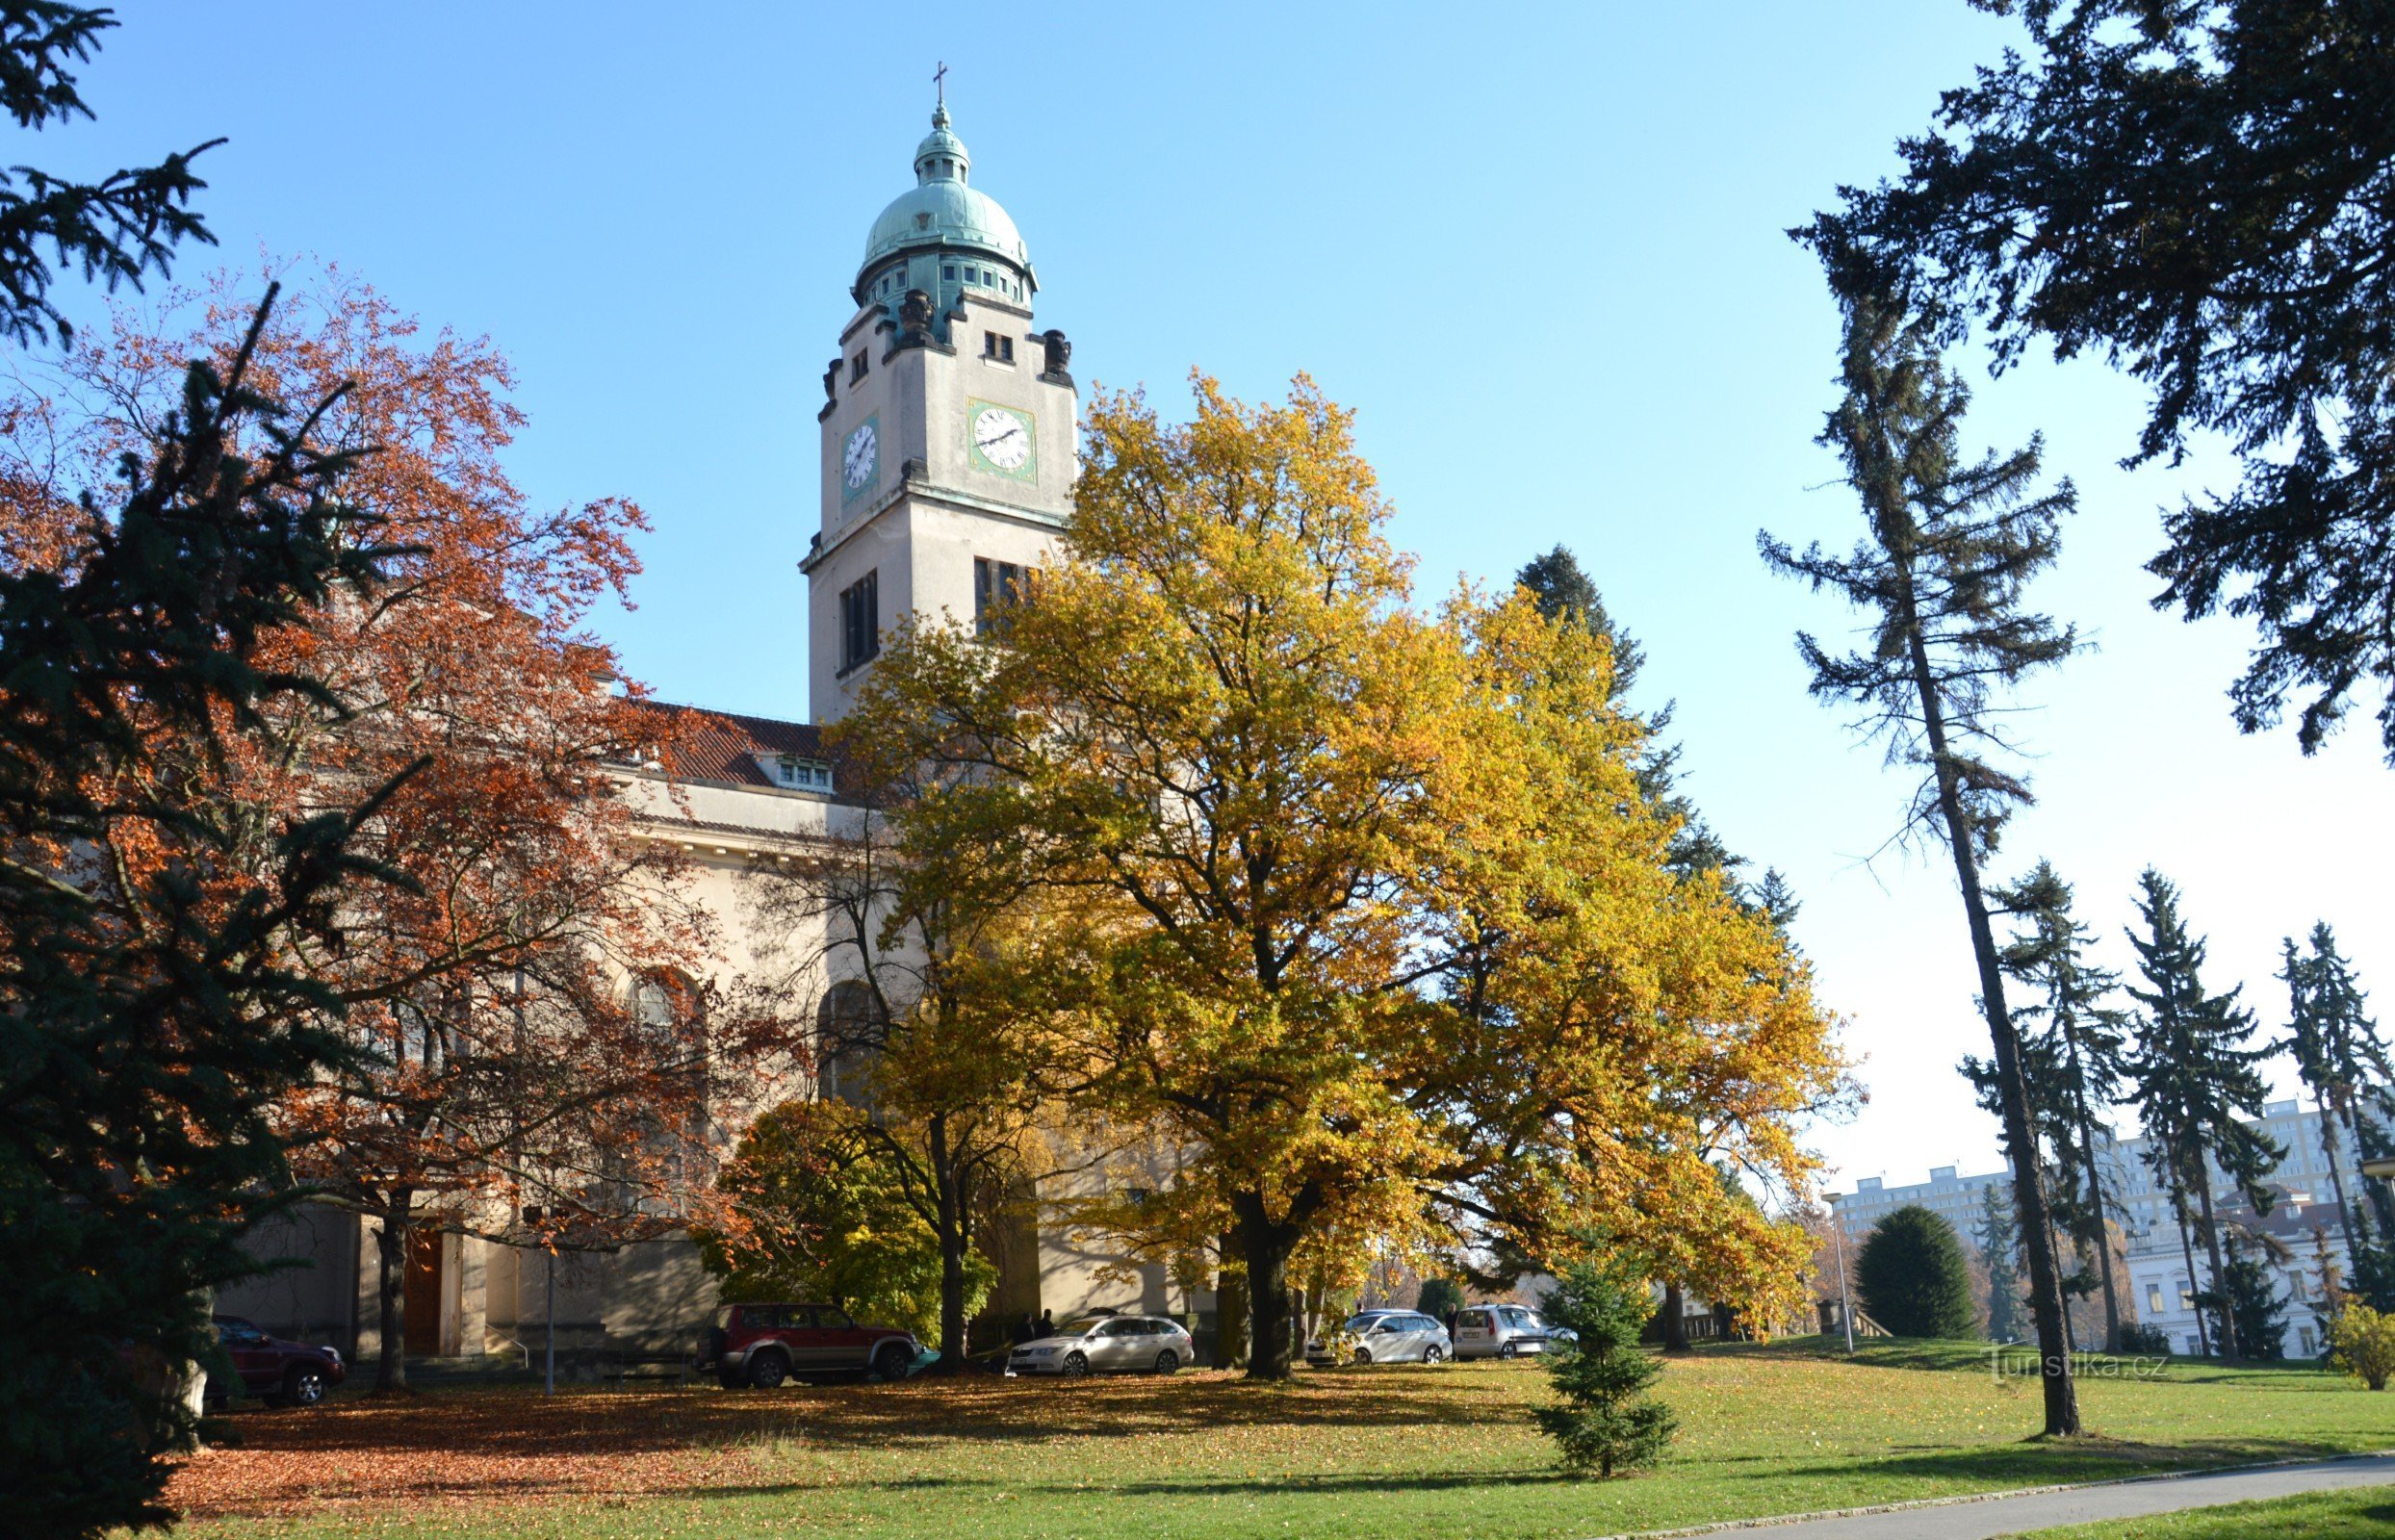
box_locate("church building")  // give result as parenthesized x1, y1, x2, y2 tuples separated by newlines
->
(219, 100, 1211, 1370)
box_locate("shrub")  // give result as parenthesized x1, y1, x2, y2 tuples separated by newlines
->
(695, 1100, 993, 1340)
(1855, 1205, 1976, 1339)
(2330, 1303, 2395, 1391)
(1531, 1257, 1677, 1478)
(2118, 1321, 2173, 1355)
(1417, 1277, 1465, 1322)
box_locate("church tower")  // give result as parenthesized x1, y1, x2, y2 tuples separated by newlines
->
(803, 97, 1075, 723)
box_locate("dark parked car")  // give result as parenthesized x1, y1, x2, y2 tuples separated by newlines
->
(212, 1315, 345, 1406)
(699, 1302, 920, 1389)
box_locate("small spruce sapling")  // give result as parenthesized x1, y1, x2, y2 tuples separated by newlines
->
(1532, 1256, 1678, 1478)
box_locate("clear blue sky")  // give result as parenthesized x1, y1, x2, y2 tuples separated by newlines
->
(58, 1, 2394, 1202)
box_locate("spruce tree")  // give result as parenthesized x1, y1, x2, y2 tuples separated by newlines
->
(1532, 1254, 1678, 1478)
(2123, 870, 2284, 1363)
(1761, 290, 2083, 1433)
(1856, 1205, 1978, 1340)
(2220, 1235, 2290, 1363)
(1974, 1182, 2024, 1343)
(1992, 861, 2132, 1351)
(0, 11, 396, 1536)
(2284, 923, 2391, 1239)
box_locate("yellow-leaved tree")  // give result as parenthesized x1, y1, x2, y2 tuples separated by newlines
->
(846, 374, 1847, 1377)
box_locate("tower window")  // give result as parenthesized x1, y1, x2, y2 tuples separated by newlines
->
(942, 264, 957, 280)
(849, 350, 867, 384)
(974, 557, 1034, 635)
(839, 570, 880, 672)
(983, 331, 1014, 363)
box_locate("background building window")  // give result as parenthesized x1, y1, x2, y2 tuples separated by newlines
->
(817, 980, 882, 1108)
(840, 570, 880, 671)
(974, 557, 1032, 635)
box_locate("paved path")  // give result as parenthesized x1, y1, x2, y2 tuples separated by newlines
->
(1664, 1452, 2395, 1538)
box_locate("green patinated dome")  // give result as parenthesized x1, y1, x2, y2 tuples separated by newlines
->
(859, 105, 1031, 282)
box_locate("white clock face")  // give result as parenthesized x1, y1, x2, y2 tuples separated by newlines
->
(972, 406, 1031, 471)
(843, 421, 877, 489)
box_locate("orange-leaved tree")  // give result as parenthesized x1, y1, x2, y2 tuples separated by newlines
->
(0, 266, 779, 1390)
(1420, 587, 1854, 1328)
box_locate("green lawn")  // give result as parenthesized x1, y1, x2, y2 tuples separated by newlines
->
(168, 1339, 2395, 1540)
(2007, 1485, 2395, 1537)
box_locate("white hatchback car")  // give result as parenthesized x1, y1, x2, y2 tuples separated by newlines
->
(1007, 1313, 1195, 1376)
(1452, 1303, 1572, 1360)
(1306, 1309, 1453, 1366)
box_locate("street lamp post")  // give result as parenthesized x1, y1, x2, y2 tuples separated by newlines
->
(1828, 1194, 1856, 1354)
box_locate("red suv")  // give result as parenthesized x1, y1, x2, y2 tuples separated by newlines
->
(700, 1302, 920, 1389)
(212, 1315, 346, 1406)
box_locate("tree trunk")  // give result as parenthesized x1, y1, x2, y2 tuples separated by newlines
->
(373, 1198, 411, 1394)
(1232, 1192, 1301, 1380)
(1215, 1231, 1248, 1371)
(1903, 626, 2080, 1437)
(1661, 1281, 1691, 1352)
(2194, 1178, 2239, 1363)
(2071, 1105, 2123, 1353)
(2173, 1202, 2210, 1358)
(2321, 1100, 2357, 1245)
(929, 1118, 969, 1373)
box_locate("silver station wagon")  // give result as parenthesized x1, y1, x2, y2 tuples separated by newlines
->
(1305, 1309, 1452, 1366)
(1452, 1303, 1573, 1359)
(1007, 1313, 1194, 1376)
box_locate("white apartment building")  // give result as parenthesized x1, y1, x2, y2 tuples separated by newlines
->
(1832, 1099, 2375, 1360)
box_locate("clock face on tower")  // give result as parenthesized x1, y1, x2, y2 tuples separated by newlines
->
(842, 416, 879, 500)
(966, 399, 1036, 481)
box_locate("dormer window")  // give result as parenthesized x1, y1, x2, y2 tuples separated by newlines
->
(764, 754, 834, 793)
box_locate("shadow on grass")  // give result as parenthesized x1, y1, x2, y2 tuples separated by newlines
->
(677, 1467, 1572, 1503)
(1739, 1434, 2362, 1489)
(194, 1368, 1535, 1464)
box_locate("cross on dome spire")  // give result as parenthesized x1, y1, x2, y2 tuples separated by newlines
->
(933, 60, 948, 123)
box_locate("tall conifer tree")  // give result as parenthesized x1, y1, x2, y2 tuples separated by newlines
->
(1761, 289, 2084, 1435)
(1975, 1181, 2024, 1344)
(2123, 870, 2283, 1362)
(2284, 923, 2391, 1237)
(1993, 860, 2132, 1351)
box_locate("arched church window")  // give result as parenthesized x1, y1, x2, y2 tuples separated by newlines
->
(817, 980, 883, 1109)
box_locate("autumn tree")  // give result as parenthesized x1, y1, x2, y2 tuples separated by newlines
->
(739, 768, 1050, 1372)
(696, 1098, 991, 1352)
(2123, 868, 2283, 1362)
(1510, 545, 1816, 1348)
(1, 268, 752, 1393)
(851, 375, 1847, 1378)
(1762, 289, 2083, 1434)
(1807, 0, 2395, 760)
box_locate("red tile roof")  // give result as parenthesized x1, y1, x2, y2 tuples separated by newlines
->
(624, 698, 825, 789)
